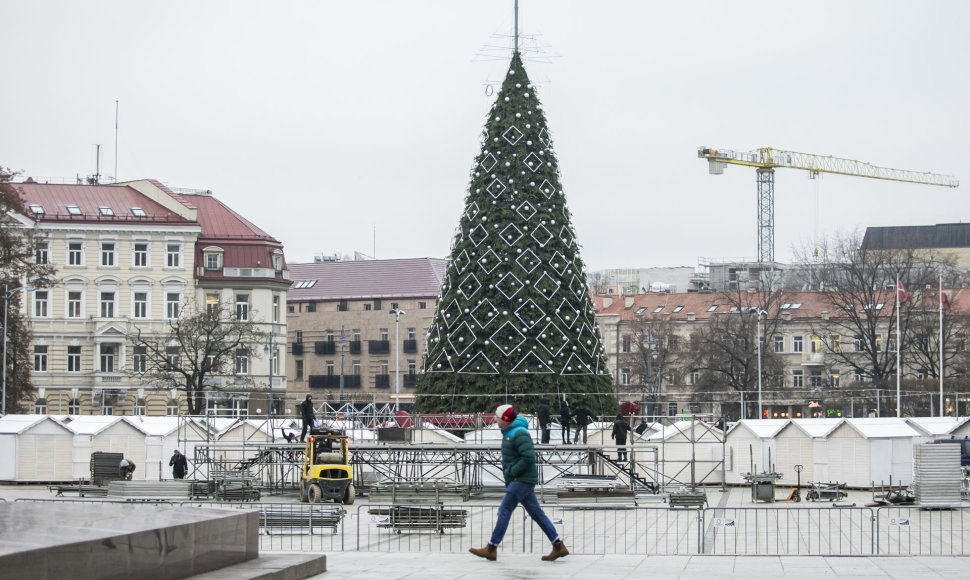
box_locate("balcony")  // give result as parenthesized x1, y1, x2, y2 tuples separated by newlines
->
(801, 352, 825, 366)
(315, 341, 336, 355)
(292, 343, 304, 356)
(308, 375, 361, 389)
(349, 340, 361, 355)
(369, 340, 390, 355)
(403, 339, 418, 354)
(374, 374, 390, 389)
(404, 373, 420, 388)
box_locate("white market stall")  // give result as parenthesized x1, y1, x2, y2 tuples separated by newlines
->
(723, 419, 789, 485)
(775, 418, 843, 485)
(0, 415, 74, 482)
(60, 416, 151, 481)
(129, 416, 210, 481)
(823, 418, 920, 488)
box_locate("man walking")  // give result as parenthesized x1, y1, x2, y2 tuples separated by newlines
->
(169, 448, 189, 479)
(470, 404, 568, 562)
(573, 401, 592, 444)
(299, 394, 316, 441)
(611, 414, 631, 462)
(536, 398, 551, 444)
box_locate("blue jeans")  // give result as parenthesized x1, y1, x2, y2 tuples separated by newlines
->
(489, 481, 559, 546)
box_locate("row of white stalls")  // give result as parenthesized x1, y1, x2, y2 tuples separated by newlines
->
(0, 414, 379, 483)
(722, 417, 970, 488)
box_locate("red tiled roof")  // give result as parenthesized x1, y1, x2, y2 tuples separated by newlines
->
(288, 258, 447, 301)
(169, 192, 277, 241)
(8, 182, 194, 225)
(594, 289, 969, 322)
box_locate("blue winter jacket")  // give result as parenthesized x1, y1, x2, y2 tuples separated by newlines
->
(501, 415, 538, 485)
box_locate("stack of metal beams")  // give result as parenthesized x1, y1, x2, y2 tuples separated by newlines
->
(913, 443, 963, 508)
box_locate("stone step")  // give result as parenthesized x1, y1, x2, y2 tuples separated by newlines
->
(188, 553, 327, 580)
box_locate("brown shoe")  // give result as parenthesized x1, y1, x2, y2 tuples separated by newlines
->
(469, 544, 497, 561)
(541, 541, 569, 561)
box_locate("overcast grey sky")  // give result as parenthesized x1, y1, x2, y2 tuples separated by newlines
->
(2, 1, 967, 271)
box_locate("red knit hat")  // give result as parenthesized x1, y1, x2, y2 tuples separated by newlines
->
(496, 404, 515, 422)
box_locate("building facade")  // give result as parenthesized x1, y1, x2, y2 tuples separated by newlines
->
(285, 258, 446, 407)
(10, 179, 287, 416)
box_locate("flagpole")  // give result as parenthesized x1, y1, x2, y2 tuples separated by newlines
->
(939, 269, 940, 417)
(896, 273, 901, 418)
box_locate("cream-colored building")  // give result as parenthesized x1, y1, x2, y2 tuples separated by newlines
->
(11, 179, 288, 416)
(285, 258, 446, 407)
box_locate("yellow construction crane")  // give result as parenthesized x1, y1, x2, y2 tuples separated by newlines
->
(697, 146, 959, 263)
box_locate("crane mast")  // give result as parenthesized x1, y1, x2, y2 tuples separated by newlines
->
(698, 146, 959, 263)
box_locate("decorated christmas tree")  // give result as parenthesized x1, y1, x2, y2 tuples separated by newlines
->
(414, 52, 616, 417)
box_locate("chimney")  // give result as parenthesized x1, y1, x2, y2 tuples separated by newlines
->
(687, 312, 696, 322)
(625, 296, 635, 309)
(782, 310, 792, 321)
(603, 297, 613, 308)
(820, 310, 830, 320)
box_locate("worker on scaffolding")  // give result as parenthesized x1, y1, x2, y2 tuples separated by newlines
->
(299, 394, 316, 441)
(169, 449, 189, 479)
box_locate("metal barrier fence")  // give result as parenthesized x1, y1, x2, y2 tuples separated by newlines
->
(9, 498, 970, 555)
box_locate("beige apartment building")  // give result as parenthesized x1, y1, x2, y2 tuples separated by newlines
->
(596, 289, 970, 421)
(10, 179, 288, 416)
(285, 258, 446, 407)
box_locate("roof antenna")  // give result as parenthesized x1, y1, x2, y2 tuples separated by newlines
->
(114, 100, 119, 182)
(514, 0, 519, 54)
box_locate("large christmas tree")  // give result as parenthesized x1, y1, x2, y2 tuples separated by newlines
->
(414, 52, 616, 417)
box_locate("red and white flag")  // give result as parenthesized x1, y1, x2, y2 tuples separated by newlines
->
(897, 276, 909, 304)
(941, 278, 950, 308)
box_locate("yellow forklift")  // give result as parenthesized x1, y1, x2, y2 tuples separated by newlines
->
(299, 428, 355, 505)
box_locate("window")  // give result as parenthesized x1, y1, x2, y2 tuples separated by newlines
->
(621, 368, 631, 385)
(379, 328, 389, 341)
(67, 345, 82, 372)
(34, 291, 48, 317)
(810, 372, 822, 388)
(364, 303, 372, 311)
(272, 252, 282, 271)
(272, 295, 280, 323)
(295, 330, 303, 344)
(68, 291, 82, 318)
(792, 336, 803, 353)
(166, 292, 181, 319)
(28, 203, 44, 214)
(407, 360, 417, 374)
(132, 346, 147, 373)
(673, 305, 684, 313)
(653, 305, 664, 313)
(326, 361, 335, 375)
(68, 398, 81, 414)
(133, 399, 146, 416)
(792, 370, 803, 387)
(100, 291, 115, 318)
(876, 334, 883, 350)
(133, 243, 149, 267)
(205, 293, 220, 314)
(287, 305, 294, 313)
(99, 344, 115, 372)
(235, 294, 249, 320)
(34, 399, 47, 414)
(325, 330, 335, 342)
(166, 346, 180, 370)
(707, 304, 718, 312)
(773, 335, 784, 353)
(635, 306, 648, 316)
(101, 242, 115, 266)
(810, 335, 822, 353)
(35, 241, 49, 264)
(205, 252, 221, 270)
(407, 328, 416, 341)
(166, 400, 180, 416)
(917, 335, 930, 351)
(419, 302, 427, 309)
(33, 345, 48, 372)
(379, 360, 389, 375)
(133, 292, 148, 318)
(831, 372, 840, 388)
(295, 360, 304, 380)
(305, 302, 315, 313)
(917, 368, 928, 380)
(235, 350, 249, 374)
(98, 206, 114, 216)
(690, 370, 700, 385)
(352, 361, 361, 375)
(830, 335, 841, 352)
(131, 207, 146, 217)
(66, 204, 81, 215)
(272, 348, 279, 375)
(68, 242, 83, 265)
(621, 336, 632, 353)
(853, 335, 863, 352)
(166, 244, 181, 267)
(101, 404, 113, 416)
(352, 329, 361, 341)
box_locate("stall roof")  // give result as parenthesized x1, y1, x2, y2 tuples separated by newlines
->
(0, 415, 70, 435)
(59, 415, 151, 436)
(787, 418, 844, 438)
(727, 419, 790, 439)
(904, 416, 970, 437)
(842, 417, 921, 439)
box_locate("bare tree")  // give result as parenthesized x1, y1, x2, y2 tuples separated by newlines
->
(0, 168, 57, 412)
(793, 232, 942, 415)
(685, 283, 788, 420)
(127, 302, 268, 415)
(619, 311, 680, 420)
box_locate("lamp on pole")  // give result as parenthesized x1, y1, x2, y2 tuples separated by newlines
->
(264, 331, 275, 419)
(389, 308, 405, 412)
(338, 326, 348, 404)
(756, 309, 767, 420)
(3, 283, 35, 416)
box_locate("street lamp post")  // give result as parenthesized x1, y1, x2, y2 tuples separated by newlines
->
(389, 308, 406, 412)
(756, 309, 767, 420)
(3, 283, 34, 416)
(264, 331, 274, 419)
(338, 326, 348, 404)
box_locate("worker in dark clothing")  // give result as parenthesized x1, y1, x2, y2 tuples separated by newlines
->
(299, 394, 316, 441)
(572, 402, 592, 444)
(119, 457, 136, 480)
(169, 449, 189, 479)
(559, 399, 571, 444)
(537, 398, 551, 444)
(611, 414, 632, 461)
